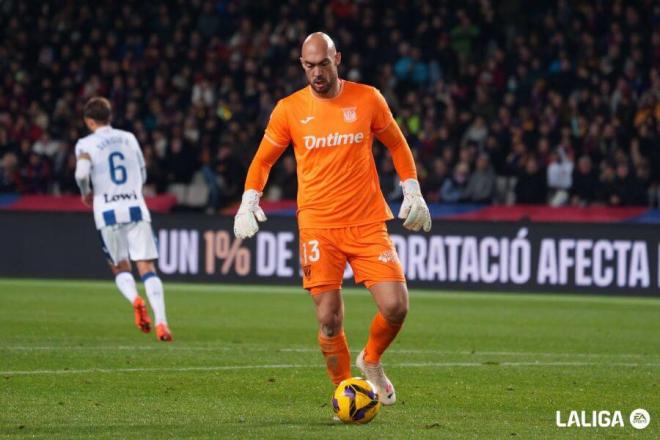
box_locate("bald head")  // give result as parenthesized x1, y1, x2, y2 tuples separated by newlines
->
(302, 32, 337, 57)
(300, 32, 341, 98)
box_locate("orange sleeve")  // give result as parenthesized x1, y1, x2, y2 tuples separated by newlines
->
(264, 100, 291, 147)
(372, 89, 417, 181)
(244, 137, 288, 192)
(244, 101, 290, 192)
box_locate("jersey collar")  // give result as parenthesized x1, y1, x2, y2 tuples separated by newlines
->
(309, 79, 344, 101)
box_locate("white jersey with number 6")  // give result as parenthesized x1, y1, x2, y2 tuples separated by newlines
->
(75, 126, 151, 230)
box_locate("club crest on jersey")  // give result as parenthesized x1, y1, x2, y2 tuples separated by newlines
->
(341, 107, 357, 123)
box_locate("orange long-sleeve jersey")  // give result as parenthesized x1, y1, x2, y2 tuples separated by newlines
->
(245, 80, 417, 229)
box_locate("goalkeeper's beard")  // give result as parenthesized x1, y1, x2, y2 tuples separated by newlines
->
(311, 76, 335, 95)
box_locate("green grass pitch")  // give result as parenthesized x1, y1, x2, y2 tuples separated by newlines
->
(0, 279, 658, 439)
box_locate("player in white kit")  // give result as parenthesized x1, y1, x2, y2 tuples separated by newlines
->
(74, 97, 172, 341)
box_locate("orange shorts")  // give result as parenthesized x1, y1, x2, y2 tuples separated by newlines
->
(299, 222, 405, 295)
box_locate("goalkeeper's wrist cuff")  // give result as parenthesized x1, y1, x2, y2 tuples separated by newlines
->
(400, 179, 422, 196)
(241, 189, 262, 205)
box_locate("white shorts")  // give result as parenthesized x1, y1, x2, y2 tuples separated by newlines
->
(98, 221, 158, 265)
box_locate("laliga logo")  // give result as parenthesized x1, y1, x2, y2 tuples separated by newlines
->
(555, 409, 650, 429)
(303, 132, 365, 150)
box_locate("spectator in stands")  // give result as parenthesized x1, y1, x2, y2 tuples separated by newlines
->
(424, 158, 449, 203)
(142, 145, 166, 194)
(0, 128, 13, 157)
(484, 134, 505, 175)
(570, 156, 599, 206)
(595, 162, 617, 206)
(450, 9, 480, 65)
(462, 116, 488, 148)
(536, 138, 552, 167)
(19, 152, 51, 194)
(163, 137, 197, 186)
(378, 156, 400, 202)
(504, 136, 527, 177)
(463, 153, 496, 203)
(271, 155, 297, 200)
(394, 43, 429, 88)
(441, 162, 470, 203)
(635, 159, 652, 203)
(610, 162, 647, 206)
(16, 140, 32, 170)
(515, 156, 547, 204)
(546, 147, 574, 206)
(0, 152, 19, 193)
(32, 132, 61, 158)
(440, 147, 457, 172)
(53, 145, 78, 195)
(633, 122, 660, 205)
(207, 145, 245, 207)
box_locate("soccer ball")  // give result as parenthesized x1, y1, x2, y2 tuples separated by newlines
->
(332, 377, 381, 424)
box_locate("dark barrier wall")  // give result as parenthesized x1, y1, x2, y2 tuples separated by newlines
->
(1, 212, 658, 296)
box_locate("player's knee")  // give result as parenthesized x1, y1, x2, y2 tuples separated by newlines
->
(320, 323, 341, 337)
(381, 296, 408, 324)
(318, 310, 343, 336)
(111, 260, 131, 275)
(136, 260, 156, 276)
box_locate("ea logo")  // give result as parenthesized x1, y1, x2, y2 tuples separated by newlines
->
(629, 408, 650, 430)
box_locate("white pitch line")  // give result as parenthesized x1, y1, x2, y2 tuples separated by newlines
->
(277, 348, 659, 358)
(1, 345, 658, 360)
(397, 361, 660, 368)
(2, 279, 660, 305)
(0, 345, 235, 351)
(1, 361, 659, 376)
(0, 364, 310, 376)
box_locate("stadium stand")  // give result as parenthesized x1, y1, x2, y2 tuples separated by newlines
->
(0, 0, 658, 212)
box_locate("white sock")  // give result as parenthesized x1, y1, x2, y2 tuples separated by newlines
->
(115, 272, 138, 303)
(143, 273, 167, 325)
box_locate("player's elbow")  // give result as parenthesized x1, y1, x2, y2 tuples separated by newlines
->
(376, 126, 407, 153)
(254, 151, 277, 169)
(75, 159, 91, 181)
(75, 160, 92, 194)
(75, 168, 89, 182)
(382, 138, 405, 153)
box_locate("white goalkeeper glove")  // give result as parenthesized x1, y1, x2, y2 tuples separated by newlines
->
(398, 179, 432, 232)
(233, 190, 267, 239)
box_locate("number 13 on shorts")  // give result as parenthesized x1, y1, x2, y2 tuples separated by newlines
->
(301, 239, 320, 264)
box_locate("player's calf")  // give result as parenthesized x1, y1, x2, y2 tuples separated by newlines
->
(137, 263, 172, 342)
(313, 289, 351, 384)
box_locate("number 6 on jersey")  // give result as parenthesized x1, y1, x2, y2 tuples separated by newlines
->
(108, 151, 127, 184)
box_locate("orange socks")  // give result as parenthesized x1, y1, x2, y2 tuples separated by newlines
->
(318, 330, 351, 385)
(317, 315, 403, 383)
(364, 312, 403, 364)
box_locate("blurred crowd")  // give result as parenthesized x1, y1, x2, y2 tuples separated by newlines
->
(1, 0, 659, 210)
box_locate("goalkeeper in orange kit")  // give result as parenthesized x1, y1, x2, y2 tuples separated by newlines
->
(233, 32, 431, 405)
